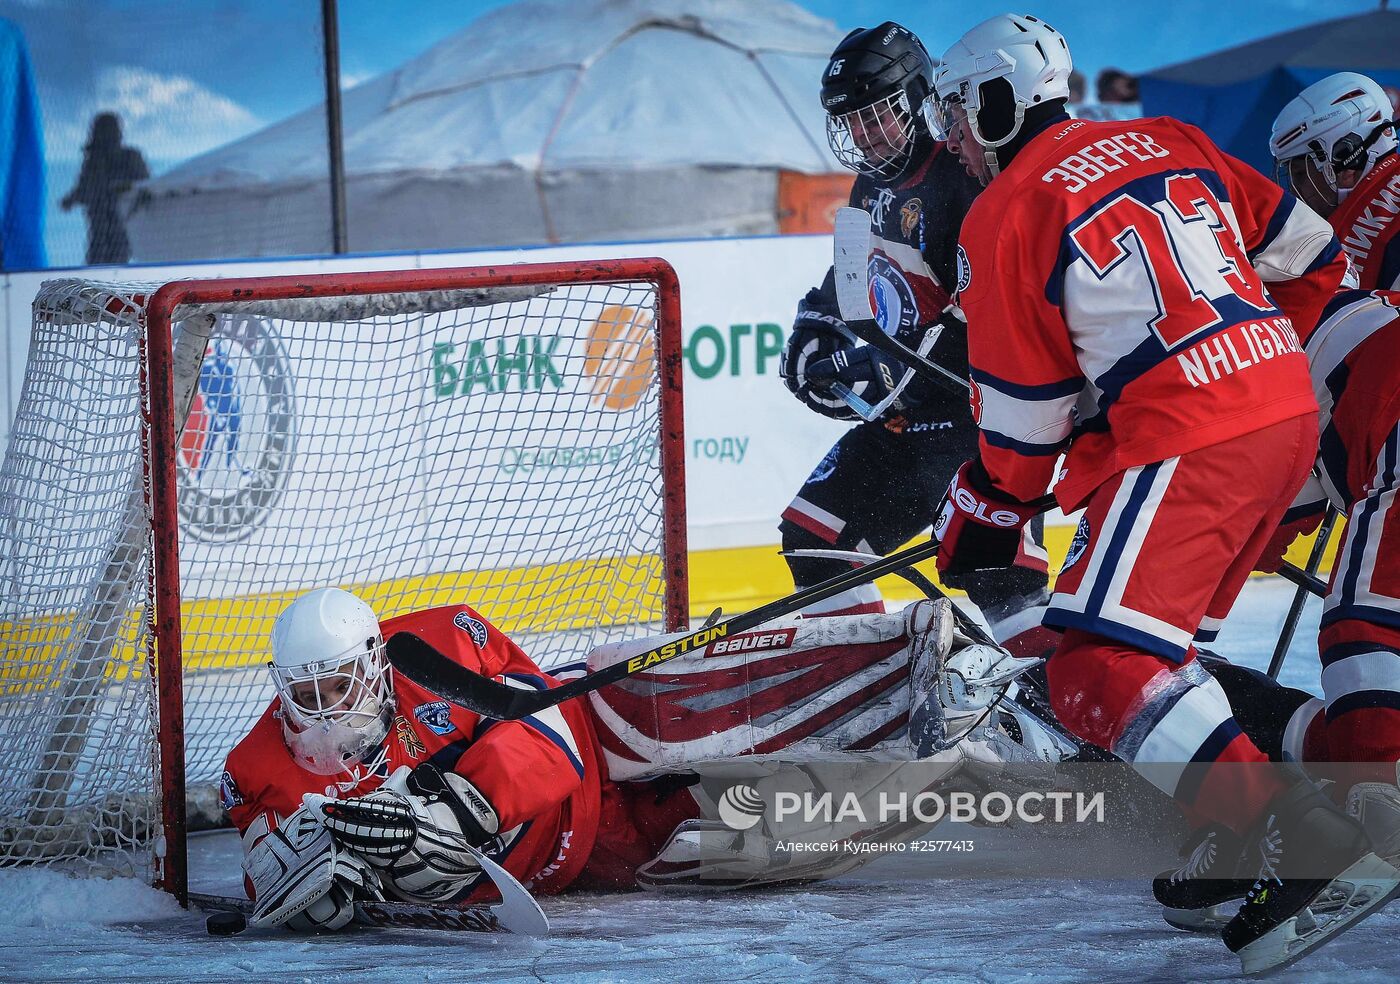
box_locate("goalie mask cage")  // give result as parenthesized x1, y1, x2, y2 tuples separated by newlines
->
(0, 259, 687, 903)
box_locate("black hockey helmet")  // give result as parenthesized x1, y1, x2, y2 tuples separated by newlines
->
(821, 22, 934, 180)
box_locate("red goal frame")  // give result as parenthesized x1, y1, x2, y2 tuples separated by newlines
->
(140, 258, 688, 903)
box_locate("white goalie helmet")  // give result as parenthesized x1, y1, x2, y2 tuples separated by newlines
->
(930, 13, 1072, 175)
(1270, 72, 1397, 212)
(270, 587, 394, 778)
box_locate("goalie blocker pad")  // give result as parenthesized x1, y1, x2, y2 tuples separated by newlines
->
(587, 604, 958, 780)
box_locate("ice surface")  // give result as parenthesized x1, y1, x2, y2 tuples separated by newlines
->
(1, 579, 1395, 983)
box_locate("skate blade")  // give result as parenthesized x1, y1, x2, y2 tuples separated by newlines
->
(1162, 903, 1234, 933)
(1236, 853, 1400, 975)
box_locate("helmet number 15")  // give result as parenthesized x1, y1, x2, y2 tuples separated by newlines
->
(1070, 174, 1273, 349)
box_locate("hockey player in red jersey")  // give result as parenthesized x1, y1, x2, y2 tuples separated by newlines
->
(222, 588, 695, 931)
(1257, 290, 1400, 784)
(224, 586, 1084, 930)
(1156, 290, 1400, 933)
(927, 13, 1391, 972)
(1271, 72, 1400, 291)
(779, 22, 1055, 661)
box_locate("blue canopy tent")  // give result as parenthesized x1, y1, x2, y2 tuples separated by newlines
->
(1140, 9, 1400, 174)
(0, 19, 43, 269)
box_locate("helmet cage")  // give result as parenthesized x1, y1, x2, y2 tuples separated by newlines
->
(1274, 118, 1398, 205)
(272, 633, 393, 776)
(273, 635, 388, 727)
(826, 88, 922, 179)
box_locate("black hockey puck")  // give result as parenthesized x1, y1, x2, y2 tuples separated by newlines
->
(206, 911, 247, 936)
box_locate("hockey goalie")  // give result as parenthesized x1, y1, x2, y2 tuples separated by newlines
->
(221, 587, 1066, 931)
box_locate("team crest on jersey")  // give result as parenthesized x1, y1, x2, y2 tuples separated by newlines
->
(394, 715, 427, 758)
(865, 187, 896, 228)
(955, 245, 972, 296)
(810, 445, 840, 483)
(453, 611, 489, 647)
(218, 770, 243, 810)
(900, 199, 923, 239)
(968, 378, 983, 425)
(413, 700, 456, 736)
(868, 254, 920, 338)
(1062, 516, 1092, 574)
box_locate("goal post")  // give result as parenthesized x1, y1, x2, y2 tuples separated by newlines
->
(0, 259, 688, 904)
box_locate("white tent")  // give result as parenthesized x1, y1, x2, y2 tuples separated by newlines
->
(126, 0, 846, 261)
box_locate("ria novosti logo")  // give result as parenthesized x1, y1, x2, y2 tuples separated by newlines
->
(717, 783, 765, 830)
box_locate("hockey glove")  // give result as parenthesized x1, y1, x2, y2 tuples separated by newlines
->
(934, 458, 1042, 577)
(308, 762, 501, 904)
(244, 805, 380, 932)
(806, 344, 910, 412)
(780, 297, 858, 420)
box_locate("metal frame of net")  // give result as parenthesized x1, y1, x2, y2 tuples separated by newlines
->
(0, 260, 687, 902)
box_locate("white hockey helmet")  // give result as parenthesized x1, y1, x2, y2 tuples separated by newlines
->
(1270, 72, 1398, 211)
(269, 587, 393, 778)
(930, 13, 1072, 176)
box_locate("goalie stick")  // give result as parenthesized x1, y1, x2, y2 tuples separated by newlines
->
(193, 843, 548, 937)
(390, 535, 947, 719)
(389, 491, 1058, 722)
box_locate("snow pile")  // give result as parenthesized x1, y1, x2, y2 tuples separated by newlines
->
(0, 867, 183, 927)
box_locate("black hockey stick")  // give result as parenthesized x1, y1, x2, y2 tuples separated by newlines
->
(1277, 558, 1327, 600)
(831, 206, 972, 400)
(389, 535, 950, 719)
(1268, 507, 1339, 679)
(781, 547, 1000, 650)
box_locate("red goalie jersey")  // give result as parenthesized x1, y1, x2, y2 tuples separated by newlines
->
(957, 117, 1347, 508)
(221, 604, 603, 901)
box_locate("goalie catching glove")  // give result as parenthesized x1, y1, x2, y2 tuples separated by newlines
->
(933, 458, 1042, 577)
(307, 762, 500, 903)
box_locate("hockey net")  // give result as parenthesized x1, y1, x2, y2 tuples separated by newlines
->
(0, 260, 687, 899)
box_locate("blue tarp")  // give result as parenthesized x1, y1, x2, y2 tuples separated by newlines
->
(0, 18, 44, 269)
(1140, 10, 1400, 175)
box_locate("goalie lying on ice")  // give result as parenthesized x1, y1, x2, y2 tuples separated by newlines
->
(223, 587, 1064, 929)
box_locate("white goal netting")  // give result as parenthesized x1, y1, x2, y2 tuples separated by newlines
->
(0, 266, 685, 884)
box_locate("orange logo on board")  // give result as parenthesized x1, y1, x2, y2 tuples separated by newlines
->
(584, 305, 656, 412)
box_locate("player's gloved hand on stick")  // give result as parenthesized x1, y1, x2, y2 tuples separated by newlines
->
(933, 458, 1042, 577)
(780, 299, 858, 420)
(806, 343, 911, 410)
(307, 762, 500, 903)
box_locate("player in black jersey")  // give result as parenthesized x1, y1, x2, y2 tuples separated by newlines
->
(779, 22, 1054, 659)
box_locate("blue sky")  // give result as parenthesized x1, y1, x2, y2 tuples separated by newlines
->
(1, 0, 1382, 266)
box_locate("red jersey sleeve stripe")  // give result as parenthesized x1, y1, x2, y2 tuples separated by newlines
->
(969, 367, 1085, 400)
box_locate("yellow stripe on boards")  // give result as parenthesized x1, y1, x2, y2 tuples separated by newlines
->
(0, 520, 1346, 690)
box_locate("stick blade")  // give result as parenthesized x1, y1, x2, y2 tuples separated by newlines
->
(833, 206, 875, 322)
(469, 844, 551, 936)
(385, 632, 532, 720)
